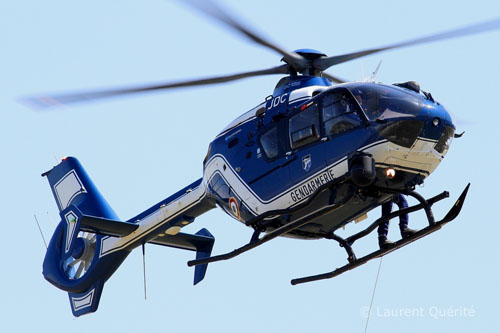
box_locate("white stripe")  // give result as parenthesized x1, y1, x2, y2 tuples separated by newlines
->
(288, 85, 329, 103)
(64, 211, 78, 253)
(216, 102, 265, 139)
(201, 139, 418, 218)
(99, 184, 207, 257)
(53, 170, 87, 210)
(362, 139, 443, 176)
(72, 289, 94, 311)
(203, 154, 349, 216)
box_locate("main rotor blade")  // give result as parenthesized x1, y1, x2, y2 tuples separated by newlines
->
(22, 65, 289, 108)
(314, 17, 500, 71)
(322, 72, 347, 84)
(181, 0, 306, 71)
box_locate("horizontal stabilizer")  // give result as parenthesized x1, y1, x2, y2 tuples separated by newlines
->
(149, 228, 215, 284)
(149, 229, 214, 251)
(80, 215, 138, 237)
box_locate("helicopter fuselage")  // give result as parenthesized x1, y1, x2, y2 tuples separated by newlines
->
(203, 76, 455, 238)
(35, 0, 490, 313)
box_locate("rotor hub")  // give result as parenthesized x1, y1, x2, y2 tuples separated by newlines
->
(280, 49, 328, 76)
(293, 49, 327, 60)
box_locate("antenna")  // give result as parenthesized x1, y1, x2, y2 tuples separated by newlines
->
(34, 214, 48, 249)
(366, 60, 383, 82)
(364, 257, 383, 333)
(46, 211, 57, 227)
(142, 242, 147, 300)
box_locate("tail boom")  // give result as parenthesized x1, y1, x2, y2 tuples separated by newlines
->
(99, 178, 212, 257)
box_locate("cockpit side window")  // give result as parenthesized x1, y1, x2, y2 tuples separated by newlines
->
(289, 104, 320, 150)
(350, 86, 379, 120)
(260, 126, 280, 159)
(321, 92, 361, 136)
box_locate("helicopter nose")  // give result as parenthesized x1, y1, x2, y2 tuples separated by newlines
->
(419, 102, 454, 141)
(417, 102, 455, 155)
(376, 102, 455, 155)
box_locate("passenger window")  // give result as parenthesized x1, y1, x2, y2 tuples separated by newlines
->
(260, 126, 279, 159)
(322, 93, 361, 136)
(289, 105, 320, 149)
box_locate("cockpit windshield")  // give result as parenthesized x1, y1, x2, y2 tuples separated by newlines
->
(346, 83, 425, 121)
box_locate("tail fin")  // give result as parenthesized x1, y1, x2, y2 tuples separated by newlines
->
(43, 156, 118, 219)
(149, 227, 215, 285)
(42, 157, 128, 316)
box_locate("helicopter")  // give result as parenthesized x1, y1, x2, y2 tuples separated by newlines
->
(31, 0, 500, 317)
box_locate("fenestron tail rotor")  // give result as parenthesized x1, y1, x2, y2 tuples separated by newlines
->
(62, 231, 97, 280)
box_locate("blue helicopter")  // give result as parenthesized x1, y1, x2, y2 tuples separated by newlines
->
(30, 1, 500, 317)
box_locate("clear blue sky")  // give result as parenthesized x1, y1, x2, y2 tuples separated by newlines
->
(1, 0, 499, 332)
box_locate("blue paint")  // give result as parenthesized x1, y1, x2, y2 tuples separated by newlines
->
(206, 81, 454, 230)
(43, 157, 130, 315)
(42, 78, 457, 316)
(293, 49, 326, 58)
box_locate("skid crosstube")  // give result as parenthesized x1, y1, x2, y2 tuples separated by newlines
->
(187, 175, 350, 267)
(188, 185, 354, 267)
(291, 183, 470, 285)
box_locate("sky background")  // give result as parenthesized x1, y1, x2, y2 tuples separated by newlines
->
(2, 0, 500, 332)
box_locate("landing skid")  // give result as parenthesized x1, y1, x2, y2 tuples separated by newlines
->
(188, 183, 470, 285)
(291, 183, 470, 285)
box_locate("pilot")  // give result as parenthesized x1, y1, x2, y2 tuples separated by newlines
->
(378, 194, 418, 249)
(354, 94, 363, 106)
(353, 89, 379, 120)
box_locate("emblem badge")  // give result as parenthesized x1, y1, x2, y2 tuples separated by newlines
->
(228, 197, 240, 219)
(302, 154, 312, 172)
